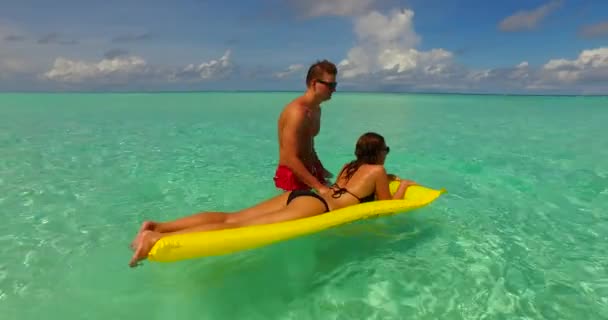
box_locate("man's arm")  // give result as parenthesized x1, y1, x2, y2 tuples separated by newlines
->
(311, 140, 332, 179)
(311, 107, 332, 180)
(282, 108, 328, 192)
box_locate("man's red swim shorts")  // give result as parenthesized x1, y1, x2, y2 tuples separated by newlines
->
(273, 162, 328, 191)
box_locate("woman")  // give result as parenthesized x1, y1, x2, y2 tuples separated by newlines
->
(129, 132, 416, 267)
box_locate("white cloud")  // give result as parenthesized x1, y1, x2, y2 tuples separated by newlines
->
(290, 0, 378, 18)
(539, 47, 608, 83)
(451, 48, 608, 93)
(170, 50, 233, 81)
(323, 5, 608, 94)
(40, 50, 235, 86)
(499, 0, 561, 32)
(507, 61, 530, 80)
(273, 64, 304, 79)
(338, 9, 454, 81)
(42, 55, 148, 82)
(462, 62, 532, 86)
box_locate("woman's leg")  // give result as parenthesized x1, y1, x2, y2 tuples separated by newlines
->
(227, 191, 292, 222)
(150, 191, 291, 231)
(144, 212, 228, 233)
(131, 192, 291, 248)
(128, 195, 327, 267)
(130, 212, 227, 249)
(165, 194, 327, 235)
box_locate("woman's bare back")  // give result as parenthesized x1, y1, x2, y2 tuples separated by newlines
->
(323, 164, 385, 210)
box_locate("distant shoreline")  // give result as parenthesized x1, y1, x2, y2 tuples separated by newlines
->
(0, 90, 606, 97)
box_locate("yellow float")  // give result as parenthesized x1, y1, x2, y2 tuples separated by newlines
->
(148, 181, 446, 263)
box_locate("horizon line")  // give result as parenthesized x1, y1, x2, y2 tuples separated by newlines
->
(0, 89, 606, 97)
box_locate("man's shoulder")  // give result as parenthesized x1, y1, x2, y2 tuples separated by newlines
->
(281, 98, 307, 119)
(283, 96, 305, 109)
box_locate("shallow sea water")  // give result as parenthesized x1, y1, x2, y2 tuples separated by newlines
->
(0, 92, 607, 319)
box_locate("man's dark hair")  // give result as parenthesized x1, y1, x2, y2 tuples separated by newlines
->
(306, 60, 337, 87)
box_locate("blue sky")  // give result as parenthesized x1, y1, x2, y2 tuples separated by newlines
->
(1, 0, 607, 94)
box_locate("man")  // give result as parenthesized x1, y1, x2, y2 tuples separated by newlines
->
(273, 60, 337, 194)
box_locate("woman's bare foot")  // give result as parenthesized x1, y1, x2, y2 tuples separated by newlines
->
(129, 230, 161, 268)
(131, 221, 155, 250)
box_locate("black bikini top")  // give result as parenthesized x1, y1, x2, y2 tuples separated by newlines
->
(330, 185, 375, 203)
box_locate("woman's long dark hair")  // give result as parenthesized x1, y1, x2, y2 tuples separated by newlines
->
(337, 132, 387, 182)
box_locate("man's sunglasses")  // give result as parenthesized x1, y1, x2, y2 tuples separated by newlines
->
(316, 79, 338, 90)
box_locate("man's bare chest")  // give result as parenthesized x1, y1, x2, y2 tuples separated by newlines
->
(305, 111, 321, 137)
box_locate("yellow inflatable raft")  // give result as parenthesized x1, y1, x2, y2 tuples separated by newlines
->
(148, 181, 446, 263)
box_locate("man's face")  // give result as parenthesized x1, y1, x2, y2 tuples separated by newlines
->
(313, 72, 337, 100)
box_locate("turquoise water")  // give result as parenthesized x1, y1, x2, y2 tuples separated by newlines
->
(1, 92, 607, 319)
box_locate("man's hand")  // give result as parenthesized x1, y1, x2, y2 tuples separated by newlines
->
(317, 185, 332, 196)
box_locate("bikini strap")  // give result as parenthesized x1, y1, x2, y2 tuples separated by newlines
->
(330, 185, 364, 202)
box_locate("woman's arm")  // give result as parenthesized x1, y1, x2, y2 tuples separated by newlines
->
(374, 167, 393, 200)
(390, 179, 416, 199)
(375, 170, 417, 200)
